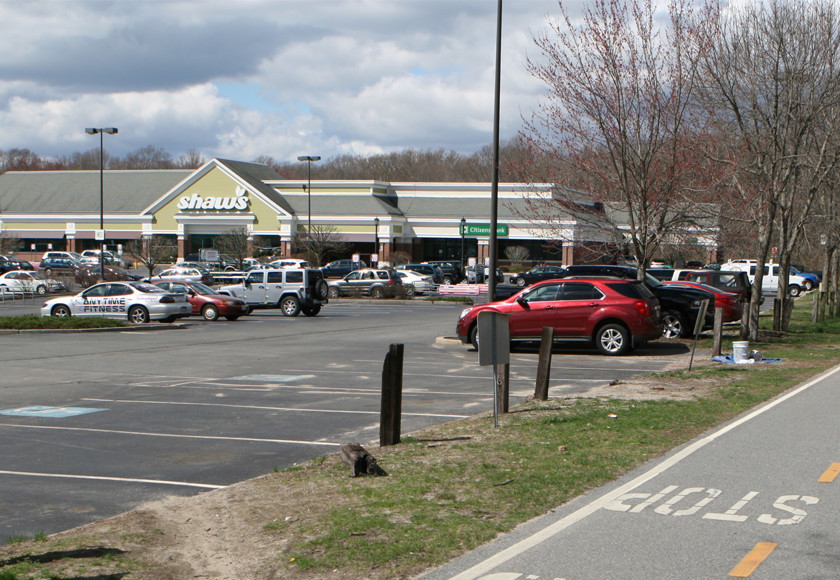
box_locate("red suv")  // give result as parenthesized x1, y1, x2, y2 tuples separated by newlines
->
(456, 278, 662, 355)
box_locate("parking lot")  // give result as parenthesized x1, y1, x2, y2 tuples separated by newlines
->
(0, 299, 690, 538)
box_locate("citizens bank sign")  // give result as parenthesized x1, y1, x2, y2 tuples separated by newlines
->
(177, 186, 250, 211)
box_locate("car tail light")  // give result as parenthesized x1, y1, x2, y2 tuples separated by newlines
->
(633, 300, 651, 316)
(716, 294, 733, 306)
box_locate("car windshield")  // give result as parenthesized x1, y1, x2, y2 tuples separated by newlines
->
(190, 282, 216, 295)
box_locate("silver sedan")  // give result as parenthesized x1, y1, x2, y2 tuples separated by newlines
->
(40, 281, 191, 323)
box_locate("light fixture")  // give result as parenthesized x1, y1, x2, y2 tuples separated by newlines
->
(297, 155, 321, 237)
(85, 127, 118, 281)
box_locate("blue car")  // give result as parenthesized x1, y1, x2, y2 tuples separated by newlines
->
(790, 267, 819, 291)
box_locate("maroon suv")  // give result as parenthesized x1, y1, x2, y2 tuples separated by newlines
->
(456, 278, 662, 355)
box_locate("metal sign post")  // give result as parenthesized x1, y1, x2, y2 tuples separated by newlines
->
(477, 311, 510, 427)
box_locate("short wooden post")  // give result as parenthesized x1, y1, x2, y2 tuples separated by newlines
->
(534, 326, 554, 400)
(380, 343, 404, 446)
(496, 363, 509, 414)
(711, 307, 723, 357)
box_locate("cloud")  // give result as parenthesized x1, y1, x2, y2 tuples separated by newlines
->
(0, 0, 566, 163)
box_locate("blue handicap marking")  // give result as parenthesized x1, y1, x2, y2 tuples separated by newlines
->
(0, 406, 107, 418)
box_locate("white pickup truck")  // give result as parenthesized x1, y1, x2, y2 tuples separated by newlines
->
(723, 261, 809, 297)
(217, 268, 329, 316)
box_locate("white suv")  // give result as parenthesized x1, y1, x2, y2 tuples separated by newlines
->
(724, 261, 808, 297)
(218, 268, 328, 316)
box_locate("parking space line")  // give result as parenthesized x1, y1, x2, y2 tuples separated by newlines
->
(0, 422, 341, 447)
(82, 398, 469, 419)
(818, 462, 840, 483)
(0, 470, 225, 489)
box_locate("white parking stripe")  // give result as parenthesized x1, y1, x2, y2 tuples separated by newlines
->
(0, 422, 341, 447)
(0, 470, 225, 489)
(82, 398, 469, 419)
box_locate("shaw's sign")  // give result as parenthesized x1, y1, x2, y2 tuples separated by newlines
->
(177, 186, 250, 211)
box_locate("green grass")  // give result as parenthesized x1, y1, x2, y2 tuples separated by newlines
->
(0, 315, 127, 330)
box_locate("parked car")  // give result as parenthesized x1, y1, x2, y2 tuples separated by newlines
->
(647, 268, 676, 281)
(80, 249, 130, 268)
(456, 278, 662, 355)
(148, 266, 215, 286)
(396, 263, 444, 284)
(76, 264, 143, 288)
(328, 268, 403, 298)
(38, 256, 85, 277)
(561, 264, 715, 339)
(41, 281, 191, 323)
(664, 281, 743, 323)
(41, 251, 84, 263)
(723, 261, 809, 297)
(464, 265, 505, 284)
(672, 269, 751, 304)
(424, 261, 464, 284)
(0, 270, 64, 295)
(790, 266, 819, 291)
(0, 255, 34, 273)
(396, 270, 434, 295)
(184, 253, 238, 271)
(217, 268, 328, 316)
(268, 258, 309, 269)
(320, 259, 365, 278)
(153, 280, 249, 321)
(509, 265, 566, 287)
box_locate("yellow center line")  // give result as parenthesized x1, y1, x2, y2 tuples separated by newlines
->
(818, 462, 840, 483)
(729, 542, 778, 577)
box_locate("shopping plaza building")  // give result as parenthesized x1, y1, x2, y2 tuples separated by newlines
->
(0, 158, 714, 266)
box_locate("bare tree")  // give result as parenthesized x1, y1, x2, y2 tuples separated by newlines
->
(214, 228, 251, 270)
(0, 232, 21, 255)
(124, 237, 176, 279)
(520, 0, 714, 278)
(504, 245, 530, 269)
(176, 150, 205, 169)
(697, 0, 840, 336)
(294, 225, 349, 268)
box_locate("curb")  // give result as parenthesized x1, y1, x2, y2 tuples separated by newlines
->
(0, 323, 191, 335)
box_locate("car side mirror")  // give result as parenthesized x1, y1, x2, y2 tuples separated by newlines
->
(516, 296, 530, 309)
(244, 280, 251, 288)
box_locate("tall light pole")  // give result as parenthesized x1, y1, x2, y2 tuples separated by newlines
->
(374, 217, 379, 266)
(297, 155, 321, 238)
(85, 127, 118, 281)
(460, 216, 466, 276)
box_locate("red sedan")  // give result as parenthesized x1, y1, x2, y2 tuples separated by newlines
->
(153, 280, 249, 321)
(663, 281, 743, 323)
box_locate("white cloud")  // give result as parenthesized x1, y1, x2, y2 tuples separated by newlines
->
(0, 0, 569, 163)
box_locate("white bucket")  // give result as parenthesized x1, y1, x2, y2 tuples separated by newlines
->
(733, 341, 750, 363)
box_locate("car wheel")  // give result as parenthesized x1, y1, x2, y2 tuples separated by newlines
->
(128, 305, 150, 324)
(595, 323, 630, 355)
(36, 285, 47, 295)
(803, 280, 814, 291)
(662, 310, 685, 339)
(280, 295, 301, 316)
(314, 279, 329, 300)
(442, 275, 453, 285)
(328, 286, 340, 298)
(302, 305, 322, 317)
(788, 284, 801, 297)
(44, 268, 52, 275)
(202, 304, 220, 321)
(371, 286, 385, 299)
(51, 304, 71, 318)
(516, 278, 526, 287)
(404, 284, 416, 298)
(469, 324, 479, 350)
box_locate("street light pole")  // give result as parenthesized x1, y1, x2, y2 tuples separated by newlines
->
(460, 217, 466, 276)
(374, 217, 379, 266)
(297, 155, 321, 239)
(85, 127, 118, 281)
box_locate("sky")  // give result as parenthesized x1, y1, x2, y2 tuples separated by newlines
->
(0, 0, 573, 164)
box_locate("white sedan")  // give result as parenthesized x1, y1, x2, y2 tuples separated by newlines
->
(41, 281, 191, 323)
(0, 270, 64, 295)
(397, 270, 435, 295)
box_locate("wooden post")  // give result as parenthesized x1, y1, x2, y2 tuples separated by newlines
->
(496, 363, 509, 414)
(380, 343, 404, 446)
(712, 307, 723, 357)
(534, 326, 554, 400)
